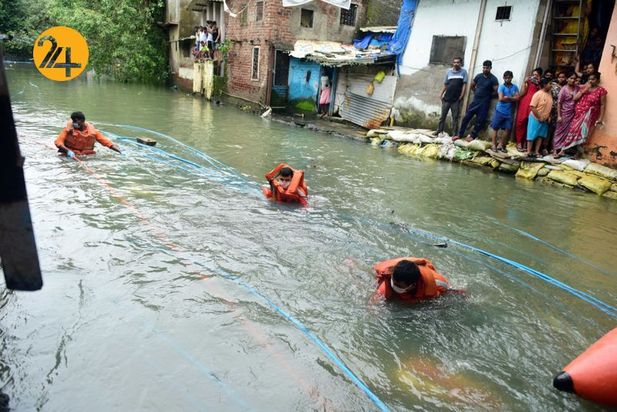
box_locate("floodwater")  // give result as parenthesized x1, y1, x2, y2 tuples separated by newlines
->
(3, 64, 616, 411)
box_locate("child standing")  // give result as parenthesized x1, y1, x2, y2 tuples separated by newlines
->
(489, 71, 520, 152)
(319, 77, 331, 118)
(526, 78, 553, 158)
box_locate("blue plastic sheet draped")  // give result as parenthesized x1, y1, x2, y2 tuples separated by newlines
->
(388, 0, 417, 72)
(353, 33, 394, 50)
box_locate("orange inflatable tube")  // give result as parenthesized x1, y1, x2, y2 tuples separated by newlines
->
(553, 328, 617, 406)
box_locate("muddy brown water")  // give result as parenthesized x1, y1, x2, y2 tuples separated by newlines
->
(2, 64, 616, 411)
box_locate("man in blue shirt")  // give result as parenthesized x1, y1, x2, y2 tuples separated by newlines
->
(489, 70, 520, 152)
(433, 57, 468, 137)
(454, 60, 499, 141)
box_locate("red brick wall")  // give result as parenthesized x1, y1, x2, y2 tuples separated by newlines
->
(224, 0, 368, 105)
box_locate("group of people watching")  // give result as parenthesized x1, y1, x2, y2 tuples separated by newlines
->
(193, 22, 220, 61)
(435, 57, 607, 159)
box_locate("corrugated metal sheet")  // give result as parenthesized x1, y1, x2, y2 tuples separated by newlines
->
(340, 92, 392, 129)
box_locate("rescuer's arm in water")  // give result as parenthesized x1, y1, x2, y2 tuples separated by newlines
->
(94, 129, 121, 153)
(54, 129, 75, 157)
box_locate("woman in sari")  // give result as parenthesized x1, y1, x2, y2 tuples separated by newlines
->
(553, 73, 580, 154)
(557, 72, 607, 158)
(514, 67, 543, 151)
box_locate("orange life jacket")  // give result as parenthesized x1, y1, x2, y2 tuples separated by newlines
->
(373, 257, 450, 302)
(554, 328, 617, 406)
(263, 163, 308, 206)
(61, 120, 100, 155)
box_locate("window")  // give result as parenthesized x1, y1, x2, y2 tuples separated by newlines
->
(429, 36, 466, 65)
(495, 6, 511, 21)
(301, 9, 314, 28)
(181, 40, 192, 58)
(340, 4, 358, 26)
(256, 1, 263, 22)
(251, 47, 260, 80)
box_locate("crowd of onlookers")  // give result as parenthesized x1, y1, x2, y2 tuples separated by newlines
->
(193, 22, 220, 61)
(434, 39, 607, 160)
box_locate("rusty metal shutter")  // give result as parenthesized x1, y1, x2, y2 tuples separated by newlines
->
(340, 92, 392, 129)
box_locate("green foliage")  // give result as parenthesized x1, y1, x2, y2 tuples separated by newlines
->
(0, 0, 55, 57)
(217, 39, 232, 59)
(1, 0, 169, 84)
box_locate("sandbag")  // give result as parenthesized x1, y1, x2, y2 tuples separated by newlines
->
(611, 184, 617, 192)
(438, 143, 457, 161)
(578, 174, 612, 195)
(398, 144, 421, 156)
(453, 139, 468, 148)
(417, 135, 435, 144)
(471, 156, 493, 167)
(367, 129, 390, 137)
(547, 170, 579, 186)
(388, 130, 419, 143)
(370, 137, 382, 146)
(453, 148, 476, 162)
(602, 191, 617, 200)
(561, 167, 586, 178)
(562, 159, 590, 172)
(421, 144, 440, 159)
(584, 163, 617, 181)
(498, 162, 519, 173)
(489, 159, 501, 169)
(537, 167, 550, 177)
(466, 139, 492, 152)
(516, 162, 544, 180)
(433, 137, 452, 145)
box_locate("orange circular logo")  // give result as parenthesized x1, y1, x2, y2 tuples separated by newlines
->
(33, 26, 89, 81)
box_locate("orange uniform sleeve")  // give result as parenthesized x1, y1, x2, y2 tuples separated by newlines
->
(55, 128, 68, 147)
(94, 129, 114, 148)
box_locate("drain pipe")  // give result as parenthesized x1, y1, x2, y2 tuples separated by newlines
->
(533, 0, 553, 69)
(461, 0, 488, 125)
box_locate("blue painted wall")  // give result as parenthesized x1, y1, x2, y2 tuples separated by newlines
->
(288, 58, 321, 111)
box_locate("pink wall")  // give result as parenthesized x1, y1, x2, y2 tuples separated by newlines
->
(585, 6, 617, 167)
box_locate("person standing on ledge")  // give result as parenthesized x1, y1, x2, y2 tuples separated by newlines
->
(433, 57, 468, 137)
(55, 112, 120, 158)
(453, 60, 498, 142)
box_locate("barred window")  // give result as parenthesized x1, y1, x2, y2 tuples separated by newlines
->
(429, 36, 466, 65)
(251, 47, 260, 80)
(495, 6, 512, 21)
(340, 4, 357, 26)
(256, 1, 263, 22)
(301, 9, 314, 28)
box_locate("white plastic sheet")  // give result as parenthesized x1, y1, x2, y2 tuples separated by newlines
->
(282, 0, 351, 10)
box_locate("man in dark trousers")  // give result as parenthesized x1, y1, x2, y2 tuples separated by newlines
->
(454, 60, 499, 141)
(433, 57, 468, 137)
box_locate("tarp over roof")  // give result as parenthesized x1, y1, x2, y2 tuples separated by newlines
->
(289, 40, 395, 67)
(282, 0, 351, 10)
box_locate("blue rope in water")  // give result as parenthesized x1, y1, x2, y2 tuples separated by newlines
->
(492, 221, 615, 277)
(399, 227, 617, 318)
(156, 249, 390, 412)
(102, 133, 390, 410)
(109, 129, 617, 319)
(114, 136, 260, 193)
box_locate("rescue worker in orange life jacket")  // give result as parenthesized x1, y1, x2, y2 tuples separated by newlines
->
(373, 257, 463, 303)
(55, 112, 121, 158)
(276, 167, 307, 198)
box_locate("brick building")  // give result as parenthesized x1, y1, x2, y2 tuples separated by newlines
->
(223, 0, 371, 108)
